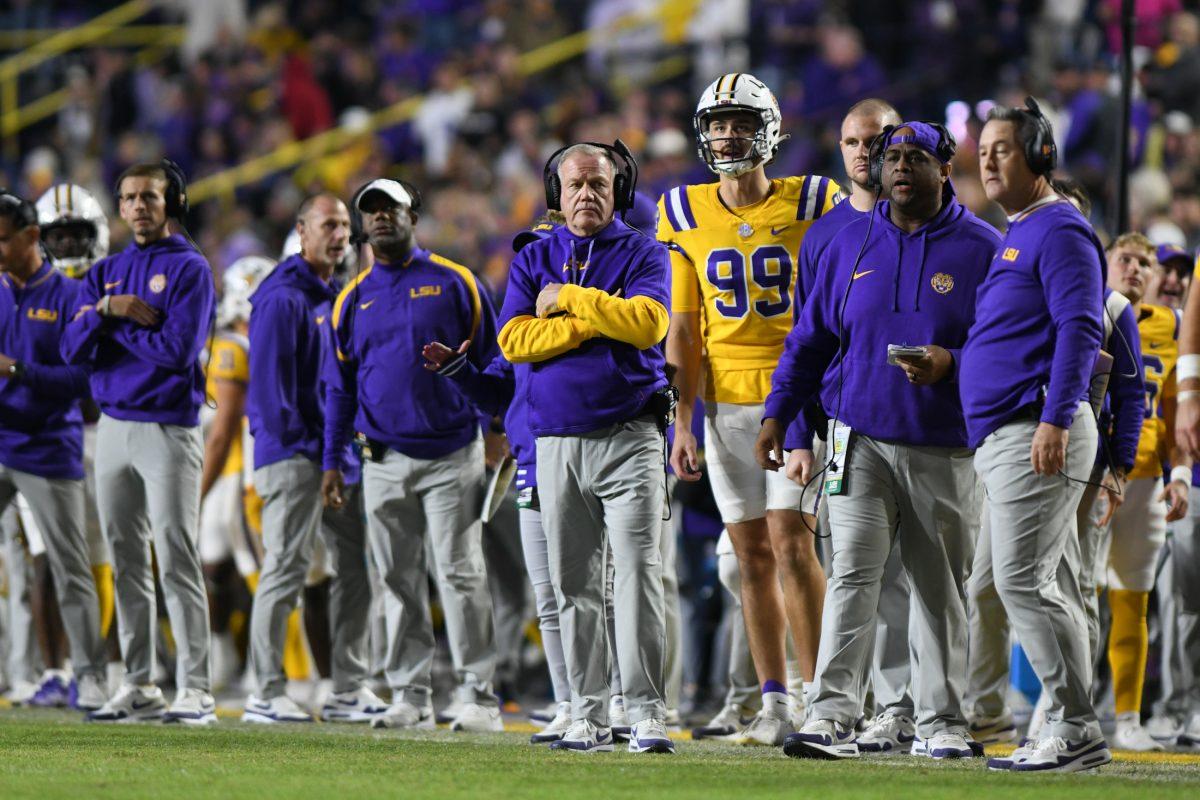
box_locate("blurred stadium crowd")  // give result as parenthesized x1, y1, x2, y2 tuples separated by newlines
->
(3, 0, 1200, 713)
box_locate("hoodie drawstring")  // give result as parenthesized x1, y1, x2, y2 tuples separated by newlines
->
(892, 237, 902, 313)
(913, 231, 928, 312)
(568, 239, 595, 286)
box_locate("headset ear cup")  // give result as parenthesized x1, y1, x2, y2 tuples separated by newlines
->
(545, 174, 561, 212)
(613, 174, 628, 211)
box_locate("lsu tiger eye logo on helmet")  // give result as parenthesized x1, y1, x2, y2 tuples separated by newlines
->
(931, 273, 954, 294)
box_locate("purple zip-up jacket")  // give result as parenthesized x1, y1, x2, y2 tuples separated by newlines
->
(1101, 289, 1144, 473)
(0, 263, 90, 479)
(60, 234, 215, 426)
(959, 201, 1105, 446)
(439, 354, 536, 489)
(323, 247, 498, 465)
(764, 196, 1000, 448)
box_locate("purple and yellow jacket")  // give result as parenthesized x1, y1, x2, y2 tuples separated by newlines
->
(323, 247, 498, 466)
(497, 217, 670, 437)
(0, 263, 90, 479)
(764, 196, 1001, 448)
(959, 201, 1105, 446)
(60, 234, 215, 427)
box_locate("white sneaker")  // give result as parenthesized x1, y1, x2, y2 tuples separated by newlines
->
(164, 688, 218, 725)
(733, 710, 792, 746)
(628, 718, 676, 753)
(690, 703, 756, 740)
(912, 731, 981, 759)
(782, 718, 859, 759)
(436, 698, 464, 725)
(1026, 691, 1050, 741)
(241, 694, 313, 724)
(1179, 713, 1200, 749)
(370, 699, 435, 729)
(1011, 735, 1112, 773)
(450, 702, 503, 732)
(5, 679, 38, 706)
(1113, 712, 1165, 752)
(86, 683, 166, 723)
(609, 694, 630, 740)
(664, 708, 682, 731)
(857, 712, 916, 754)
(548, 719, 614, 753)
(528, 701, 558, 725)
(530, 701, 572, 743)
(968, 711, 1018, 744)
(1145, 714, 1182, 742)
(73, 674, 108, 712)
(987, 738, 1040, 771)
(788, 689, 805, 729)
(321, 686, 389, 723)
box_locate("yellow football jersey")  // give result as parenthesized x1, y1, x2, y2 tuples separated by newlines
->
(204, 332, 251, 479)
(658, 176, 841, 404)
(1130, 303, 1182, 479)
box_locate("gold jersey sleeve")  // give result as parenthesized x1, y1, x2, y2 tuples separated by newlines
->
(204, 332, 250, 480)
(1130, 304, 1182, 479)
(658, 175, 841, 404)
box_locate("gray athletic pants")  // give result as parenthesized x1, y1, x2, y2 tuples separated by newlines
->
(974, 404, 1098, 740)
(520, 504, 570, 704)
(363, 437, 497, 707)
(95, 415, 210, 690)
(482, 486, 527, 691)
(1154, 485, 1200, 722)
(537, 417, 667, 725)
(0, 466, 105, 679)
(809, 431, 979, 738)
(1, 505, 39, 686)
(869, 543, 915, 719)
(250, 455, 371, 698)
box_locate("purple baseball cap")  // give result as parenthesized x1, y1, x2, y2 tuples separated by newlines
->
(512, 221, 558, 253)
(1156, 243, 1192, 267)
(883, 122, 954, 164)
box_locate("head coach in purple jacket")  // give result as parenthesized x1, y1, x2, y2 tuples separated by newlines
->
(757, 123, 1000, 761)
(958, 100, 1110, 773)
(60, 161, 216, 724)
(497, 142, 675, 753)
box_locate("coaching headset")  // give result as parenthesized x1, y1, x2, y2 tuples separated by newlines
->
(114, 158, 191, 220)
(542, 139, 639, 212)
(867, 123, 958, 190)
(348, 178, 423, 246)
(0, 190, 38, 229)
(1020, 96, 1058, 176)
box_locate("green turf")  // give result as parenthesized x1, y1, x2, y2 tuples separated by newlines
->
(1, 709, 1198, 799)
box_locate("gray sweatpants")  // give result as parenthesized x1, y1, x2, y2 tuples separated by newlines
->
(0, 466, 105, 678)
(974, 405, 1098, 740)
(95, 415, 209, 690)
(250, 455, 371, 697)
(363, 437, 496, 707)
(870, 543, 915, 719)
(482, 486, 528, 691)
(1, 505, 39, 686)
(519, 504, 570, 704)
(809, 431, 979, 738)
(1154, 485, 1200, 722)
(537, 418, 667, 725)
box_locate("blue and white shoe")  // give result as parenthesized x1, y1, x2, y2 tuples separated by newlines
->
(969, 712, 1018, 745)
(1011, 735, 1111, 773)
(528, 702, 559, 725)
(609, 695, 631, 742)
(911, 731, 982, 759)
(628, 719, 676, 754)
(370, 700, 435, 729)
(986, 738, 1040, 771)
(242, 694, 313, 723)
(164, 688, 218, 725)
(321, 686, 389, 723)
(549, 720, 615, 753)
(1178, 713, 1200, 750)
(733, 711, 792, 746)
(857, 712, 916, 754)
(86, 683, 166, 723)
(691, 703, 756, 740)
(531, 701, 572, 744)
(27, 670, 73, 708)
(783, 719, 859, 759)
(72, 674, 108, 712)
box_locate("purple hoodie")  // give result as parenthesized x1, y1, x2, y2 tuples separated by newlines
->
(60, 234, 215, 427)
(764, 196, 1001, 448)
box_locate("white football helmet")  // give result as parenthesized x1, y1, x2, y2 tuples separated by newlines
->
(218, 255, 276, 328)
(693, 73, 787, 177)
(35, 184, 109, 278)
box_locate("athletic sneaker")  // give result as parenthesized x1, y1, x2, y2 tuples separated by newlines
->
(911, 731, 982, 759)
(321, 686, 389, 723)
(1113, 712, 1165, 752)
(242, 694, 313, 723)
(733, 711, 792, 746)
(664, 708, 683, 732)
(1012, 735, 1112, 773)
(528, 702, 559, 725)
(690, 703, 756, 740)
(549, 719, 615, 753)
(628, 719, 676, 753)
(968, 711, 1018, 745)
(857, 712, 916, 754)
(450, 702, 503, 732)
(1178, 713, 1200, 749)
(28, 670, 73, 708)
(986, 738, 1040, 771)
(86, 683, 166, 723)
(782, 719, 859, 759)
(436, 698, 464, 725)
(609, 694, 631, 741)
(5, 679, 38, 705)
(164, 689, 218, 725)
(370, 700, 435, 729)
(788, 689, 805, 729)
(1026, 692, 1050, 742)
(531, 701, 572, 743)
(73, 674, 108, 712)
(1145, 714, 1183, 743)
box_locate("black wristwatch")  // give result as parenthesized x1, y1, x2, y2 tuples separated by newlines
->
(8, 361, 24, 381)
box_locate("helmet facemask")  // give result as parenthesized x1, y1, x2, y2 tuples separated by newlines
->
(41, 220, 99, 279)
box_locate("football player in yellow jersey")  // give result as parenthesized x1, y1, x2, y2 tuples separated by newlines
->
(1103, 232, 1192, 751)
(662, 72, 834, 746)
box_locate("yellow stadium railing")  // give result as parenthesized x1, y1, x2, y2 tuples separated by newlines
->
(0, 26, 184, 51)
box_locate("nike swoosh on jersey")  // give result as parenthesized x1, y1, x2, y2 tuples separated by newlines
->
(104, 281, 121, 290)
(359, 300, 375, 310)
(770, 225, 790, 235)
(852, 270, 876, 280)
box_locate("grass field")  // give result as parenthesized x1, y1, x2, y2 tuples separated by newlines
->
(2, 708, 1199, 799)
